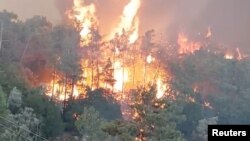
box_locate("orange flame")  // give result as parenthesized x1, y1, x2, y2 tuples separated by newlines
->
(224, 54, 234, 60)
(178, 33, 202, 55)
(67, 0, 97, 46)
(156, 78, 167, 99)
(46, 0, 171, 103)
(108, 0, 141, 44)
(113, 61, 129, 92)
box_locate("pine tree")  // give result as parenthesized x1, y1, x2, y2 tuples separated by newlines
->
(8, 87, 22, 114)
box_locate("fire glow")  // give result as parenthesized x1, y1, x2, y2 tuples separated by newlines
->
(108, 0, 141, 44)
(178, 33, 202, 55)
(44, 0, 246, 106)
(45, 0, 169, 102)
(67, 0, 98, 46)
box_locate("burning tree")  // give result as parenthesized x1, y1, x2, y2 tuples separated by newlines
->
(22, 0, 171, 114)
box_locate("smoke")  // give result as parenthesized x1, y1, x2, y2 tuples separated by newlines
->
(139, 0, 250, 52)
(54, 0, 72, 21)
(2, 0, 249, 52)
(0, 0, 61, 24)
(56, 0, 250, 52)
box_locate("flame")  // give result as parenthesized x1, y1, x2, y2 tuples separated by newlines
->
(224, 51, 234, 60)
(108, 0, 141, 44)
(146, 54, 154, 64)
(206, 26, 212, 38)
(113, 61, 129, 92)
(236, 48, 242, 60)
(67, 0, 97, 46)
(188, 97, 196, 103)
(45, 73, 83, 102)
(224, 48, 245, 60)
(45, 0, 171, 104)
(224, 54, 233, 60)
(156, 78, 167, 99)
(73, 85, 79, 97)
(178, 33, 202, 55)
(204, 101, 213, 109)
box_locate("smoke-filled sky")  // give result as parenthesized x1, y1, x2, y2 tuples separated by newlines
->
(0, 0, 61, 23)
(1, 0, 250, 51)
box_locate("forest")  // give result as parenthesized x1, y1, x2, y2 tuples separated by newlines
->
(0, 1, 250, 141)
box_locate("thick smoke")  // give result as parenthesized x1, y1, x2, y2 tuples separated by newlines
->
(54, 0, 250, 52)
(2, 0, 249, 52)
(139, 0, 250, 52)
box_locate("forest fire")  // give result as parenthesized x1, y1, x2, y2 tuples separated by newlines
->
(66, 0, 97, 46)
(45, 0, 169, 103)
(108, 0, 141, 44)
(44, 0, 248, 104)
(178, 33, 202, 55)
(2, 1, 250, 141)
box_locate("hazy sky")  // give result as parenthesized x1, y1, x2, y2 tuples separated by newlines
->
(0, 0, 61, 23)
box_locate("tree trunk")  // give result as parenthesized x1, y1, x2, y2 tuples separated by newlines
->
(112, 45, 116, 93)
(122, 54, 125, 94)
(20, 38, 31, 64)
(91, 60, 94, 90)
(71, 76, 75, 100)
(51, 67, 55, 101)
(64, 74, 68, 109)
(97, 59, 100, 88)
(144, 57, 147, 87)
(133, 50, 135, 88)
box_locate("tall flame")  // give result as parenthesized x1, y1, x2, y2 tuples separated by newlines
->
(113, 61, 129, 92)
(46, 0, 171, 103)
(67, 0, 97, 46)
(109, 0, 141, 44)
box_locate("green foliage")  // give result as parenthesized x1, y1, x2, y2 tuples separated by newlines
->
(2, 9, 250, 141)
(145, 100, 186, 141)
(75, 107, 113, 141)
(63, 89, 122, 131)
(104, 87, 186, 141)
(192, 117, 218, 141)
(208, 60, 250, 124)
(81, 89, 122, 120)
(24, 92, 64, 138)
(0, 107, 40, 141)
(8, 87, 22, 114)
(169, 51, 250, 140)
(0, 86, 7, 117)
(177, 96, 204, 139)
(0, 63, 28, 93)
(104, 120, 137, 141)
(53, 25, 81, 75)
